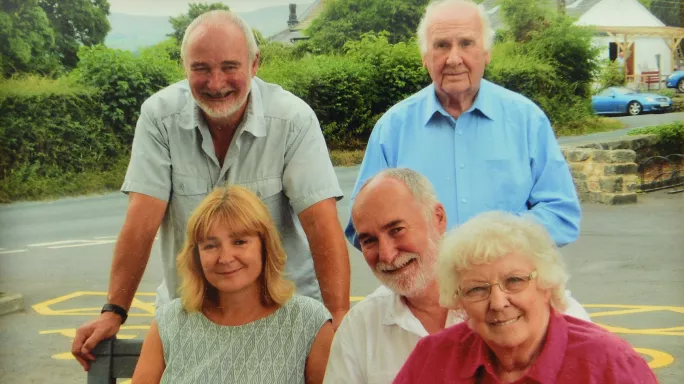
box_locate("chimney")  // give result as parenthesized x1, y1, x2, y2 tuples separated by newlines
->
(288, 3, 298, 29)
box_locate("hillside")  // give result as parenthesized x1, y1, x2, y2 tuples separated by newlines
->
(105, 3, 313, 52)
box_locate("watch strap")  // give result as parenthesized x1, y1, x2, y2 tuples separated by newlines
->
(101, 303, 128, 324)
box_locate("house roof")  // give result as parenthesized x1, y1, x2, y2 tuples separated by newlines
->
(269, 0, 329, 44)
(483, 0, 604, 30)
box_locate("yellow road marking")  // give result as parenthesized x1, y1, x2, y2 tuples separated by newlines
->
(635, 348, 675, 369)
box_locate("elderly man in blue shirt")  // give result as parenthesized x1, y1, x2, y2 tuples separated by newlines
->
(346, 0, 580, 249)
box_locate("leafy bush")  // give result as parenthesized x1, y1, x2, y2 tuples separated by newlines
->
(74, 45, 184, 147)
(259, 55, 374, 149)
(628, 122, 684, 155)
(344, 33, 431, 119)
(656, 88, 676, 98)
(0, 76, 120, 188)
(596, 59, 626, 91)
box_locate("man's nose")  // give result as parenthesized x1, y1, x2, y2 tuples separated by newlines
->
(206, 70, 224, 91)
(446, 47, 464, 66)
(377, 238, 398, 264)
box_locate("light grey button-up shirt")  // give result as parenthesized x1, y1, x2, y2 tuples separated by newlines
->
(121, 77, 343, 308)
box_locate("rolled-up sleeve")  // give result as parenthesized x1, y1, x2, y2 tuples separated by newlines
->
(120, 105, 172, 202)
(282, 108, 343, 215)
(525, 113, 581, 247)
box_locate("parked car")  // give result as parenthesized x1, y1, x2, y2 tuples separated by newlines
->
(591, 87, 672, 116)
(665, 70, 684, 92)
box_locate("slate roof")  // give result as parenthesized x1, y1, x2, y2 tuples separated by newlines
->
(269, 0, 328, 44)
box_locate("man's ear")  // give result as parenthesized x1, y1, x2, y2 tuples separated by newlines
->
(251, 52, 260, 76)
(484, 50, 491, 66)
(434, 203, 447, 232)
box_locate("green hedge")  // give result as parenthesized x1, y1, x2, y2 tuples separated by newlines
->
(0, 77, 125, 202)
(0, 78, 120, 177)
(628, 122, 684, 155)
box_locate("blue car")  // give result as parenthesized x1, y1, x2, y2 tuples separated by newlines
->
(665, 70, 684, 92)
(592, 87, 672, 116)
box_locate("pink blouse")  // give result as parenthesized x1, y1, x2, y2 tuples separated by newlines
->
(393, 312, 658, 384)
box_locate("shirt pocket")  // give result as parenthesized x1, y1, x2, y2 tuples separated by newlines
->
(233, 177, 286, 223)
(170, 172, 211, 229)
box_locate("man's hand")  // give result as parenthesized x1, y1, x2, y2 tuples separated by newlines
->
(71, 312, 123, 371)
(330, 309, 349, 331)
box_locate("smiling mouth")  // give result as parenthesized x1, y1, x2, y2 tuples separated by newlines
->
(216, 268, 242, 275)
(379, 258, 417, 274)
(203, 91, 234, 101)
(489, 315, 522, 327)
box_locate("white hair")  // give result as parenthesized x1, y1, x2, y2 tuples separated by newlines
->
(180, 10, 259, 66)
(417, 0, 496, 55)
(437, 211, 568, 312)
(359, 168, 439, 218)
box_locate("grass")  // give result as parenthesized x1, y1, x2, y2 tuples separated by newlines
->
(330, 149, 365, 166)
(554, 116, 626, 137)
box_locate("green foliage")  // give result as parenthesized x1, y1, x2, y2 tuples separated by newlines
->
(490, 0, 599, 132)
(628, 122, 684, 154)
(305, 0, 430, 54)
(344, 32, 430, 118)
(74, 45, 184, 146)
(168, 2, 230, 43)
(0, 0, 61, 77)
(499, 0, 553, 42)
(649, 0, 681, 27)
(258, 40, 296, 66)
(656, 88, 676, 98)
(259, 55, 374, 149)
(596, 59, 626, 91)
(0, 77, 121, 192)
(38, 0, 111, 69)
(0, 156, 128, 203)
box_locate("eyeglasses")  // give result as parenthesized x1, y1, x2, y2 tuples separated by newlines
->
(456, 271, 538, 302)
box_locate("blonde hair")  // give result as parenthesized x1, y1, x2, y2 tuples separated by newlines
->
(438, 211, 568, 311)
(176, 186, 294, 312)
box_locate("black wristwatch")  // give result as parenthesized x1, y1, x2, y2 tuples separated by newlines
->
(101, 304, 128, 325)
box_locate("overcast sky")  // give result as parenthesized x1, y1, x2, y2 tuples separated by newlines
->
(109, 0, 300, 16)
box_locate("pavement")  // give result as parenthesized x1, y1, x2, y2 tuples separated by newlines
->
(1, 163, 683, 383)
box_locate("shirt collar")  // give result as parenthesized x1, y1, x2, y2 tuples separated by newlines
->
(422, 79, 496, 126)
(181, 78, 267, 138)
(381, 289, 430, 337)
(458, 310, 568, 381)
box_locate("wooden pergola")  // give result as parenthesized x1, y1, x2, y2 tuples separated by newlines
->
(593, 26, 684, 74)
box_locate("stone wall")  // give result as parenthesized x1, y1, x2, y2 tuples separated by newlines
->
(560, 134, 660, 205)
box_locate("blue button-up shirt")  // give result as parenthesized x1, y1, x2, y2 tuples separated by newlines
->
(345, 80, 581, 248)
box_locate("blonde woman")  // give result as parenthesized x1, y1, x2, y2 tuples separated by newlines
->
(394, 211, 657, 384)
(132, 186, 334, 384)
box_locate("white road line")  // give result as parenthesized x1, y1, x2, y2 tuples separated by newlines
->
(28, 240, 96, 247)
(0, 249, 27, 254)
(48, 240, 116, 249)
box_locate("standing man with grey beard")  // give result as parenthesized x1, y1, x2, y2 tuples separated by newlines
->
(323, 168, 591, 384)
(71, 10, 350, 370)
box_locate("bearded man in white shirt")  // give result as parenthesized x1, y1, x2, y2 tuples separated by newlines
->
(323, 168, 591, 384)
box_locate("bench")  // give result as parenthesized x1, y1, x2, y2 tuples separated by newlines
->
(640, 71, 661, 90)
(87, 338, 143, 384)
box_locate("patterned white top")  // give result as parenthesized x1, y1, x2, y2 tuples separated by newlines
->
(156, 295, 331, 384)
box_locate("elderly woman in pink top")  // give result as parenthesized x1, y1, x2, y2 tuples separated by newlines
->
(393, 211, 657, 384)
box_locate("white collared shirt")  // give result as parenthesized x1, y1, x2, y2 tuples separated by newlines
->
(323, 286, 591, 384)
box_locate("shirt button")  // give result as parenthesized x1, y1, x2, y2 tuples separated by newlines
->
(459, 164, 465, 169)
(458, 130, 464, 135)
(461, 198, 467, 203)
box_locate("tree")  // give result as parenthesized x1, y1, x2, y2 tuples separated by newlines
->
(168, 2, 231, 43)
(38, 0, 111, 69)
(0, 0, 61, 77)
(305, 0, 430, 54)
(649, 0, 681, 27)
